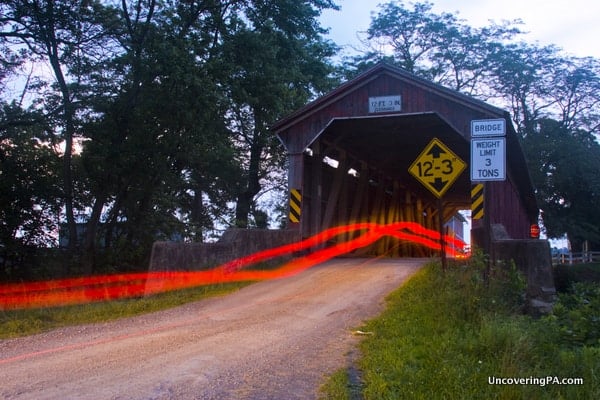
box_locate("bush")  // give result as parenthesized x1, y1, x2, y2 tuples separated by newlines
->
(554, 263, 600, 292)
(547, 282, 600, 347)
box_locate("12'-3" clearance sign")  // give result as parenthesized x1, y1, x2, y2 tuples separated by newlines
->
(409, 138, 466, 198)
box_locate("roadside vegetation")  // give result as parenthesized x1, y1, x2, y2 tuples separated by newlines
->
(554, 263, 600, 292)
(320, 255, 600, 399)
(0, 282, 249, 339)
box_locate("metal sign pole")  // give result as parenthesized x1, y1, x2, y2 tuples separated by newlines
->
(438, 197, 447, 271)
(408, 137, 466, 272)
(484, 182, 492, 284)
(470, 118, 508, 281)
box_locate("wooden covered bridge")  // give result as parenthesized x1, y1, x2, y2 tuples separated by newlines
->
(151, 63, 554, 314)
(272, 63, 539, 257)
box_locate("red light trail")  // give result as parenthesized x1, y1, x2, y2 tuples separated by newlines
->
(0, 222, 465, 310)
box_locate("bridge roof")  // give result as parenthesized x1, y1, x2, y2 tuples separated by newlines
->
(272, 62, 504, 137)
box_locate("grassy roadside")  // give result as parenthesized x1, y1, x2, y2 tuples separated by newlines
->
(320, 256, 600, 399)
(0, 282, 250, 339)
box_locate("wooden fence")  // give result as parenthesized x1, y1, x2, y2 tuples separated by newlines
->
(552, 251, 600, 265)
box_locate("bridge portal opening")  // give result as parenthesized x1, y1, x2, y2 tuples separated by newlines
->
(299, 113, 470, 257)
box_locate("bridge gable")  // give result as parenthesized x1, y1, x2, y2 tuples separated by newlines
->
(274, 62, 503, 153)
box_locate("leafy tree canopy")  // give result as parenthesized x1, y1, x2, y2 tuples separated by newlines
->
(0, 0, 339, 275)
(523, 119, 600, 249)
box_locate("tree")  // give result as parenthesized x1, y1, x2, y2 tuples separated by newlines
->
(489, 43, 600, 245)
(0, 0, 340, 276)
(348, 1, 522, 95)
(483, 40, 600, 138)
(490, 42, 567, 135)
(77, 0, 239, 265)
(548, 57, 600, 134)
(522, 119, 600, 249)
(218, 0, 338, 228)
(0, 102, 61, 275)
(0, 0, 118, 251)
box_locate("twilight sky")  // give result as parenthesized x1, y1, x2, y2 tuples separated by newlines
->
(320, 0, 600, 58)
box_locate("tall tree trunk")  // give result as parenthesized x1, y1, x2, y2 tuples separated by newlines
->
(62, 122, 77, 252)
(82, 193, 107, 274)
(42, 8, 78, 253)
(235, 123, 264, 228)
(84, 194, 106, 252)
(191, 187, 206, 241)
(235, 192, 254, 228)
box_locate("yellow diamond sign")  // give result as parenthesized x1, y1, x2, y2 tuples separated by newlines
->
(409, 138, 466, 198)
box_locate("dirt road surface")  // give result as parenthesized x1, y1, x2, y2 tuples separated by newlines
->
(0, 258, 424, 400)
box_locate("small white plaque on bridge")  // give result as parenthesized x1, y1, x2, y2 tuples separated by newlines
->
(369, 95, 402, 113)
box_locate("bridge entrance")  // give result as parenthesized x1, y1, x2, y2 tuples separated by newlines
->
(273, 63, 538, 257)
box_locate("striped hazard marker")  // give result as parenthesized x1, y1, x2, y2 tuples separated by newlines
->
(289, 189, 302, 223)
(471, 183, 484, 220)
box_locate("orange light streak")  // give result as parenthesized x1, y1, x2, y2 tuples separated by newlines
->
(0, 222, 464, 310)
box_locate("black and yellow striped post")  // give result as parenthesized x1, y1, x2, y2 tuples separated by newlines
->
(289, 189, 302, 224)
(471, 183, 484, 220)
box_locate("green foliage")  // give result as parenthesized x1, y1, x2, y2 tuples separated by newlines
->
(547, 282, 600, 347)
(218, 1, 339, 227)
(0, 0, 339, 276)
(348, 1, 523, 93)
(554, 263, 600, 292)
(321, 261, 598, 399)
(522, 119, 600, 248)
(0, 104, 62, 276)
(2, 0, 600, 277)
(432, 251, 527, 323)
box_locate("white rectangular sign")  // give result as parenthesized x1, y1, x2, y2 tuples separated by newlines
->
(471, 138, 506, 181)
(471, 118, 506, 137)
(369, 95, 401, 113)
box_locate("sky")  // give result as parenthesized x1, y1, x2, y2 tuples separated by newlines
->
(320, 0, 600, 59)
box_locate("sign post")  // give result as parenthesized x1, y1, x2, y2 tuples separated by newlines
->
(470, 119, 507, 277)
(409, 138, 466, 270)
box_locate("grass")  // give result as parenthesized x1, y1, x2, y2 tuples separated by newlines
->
(320, 256, 600, 399)
(320, 369, 352, 400)
(0, 281, 250, 339)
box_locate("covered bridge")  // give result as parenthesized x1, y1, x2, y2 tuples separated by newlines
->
(272, 63, 538, 256)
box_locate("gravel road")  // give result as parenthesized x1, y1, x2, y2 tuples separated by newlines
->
(0, 258, 424, 400)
